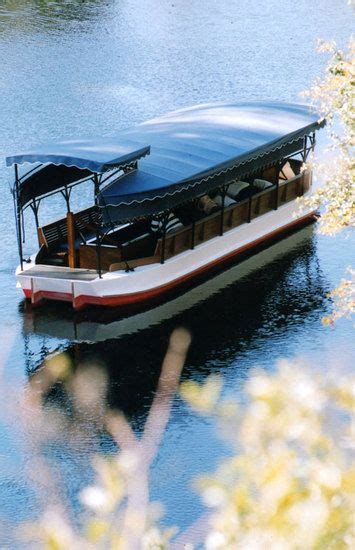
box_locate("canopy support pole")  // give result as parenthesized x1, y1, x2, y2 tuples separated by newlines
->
(61, 186, 72, 213)
(32, 201, 39, 230)
(247, 194, 252, 223)
(274, 164, 280, 210)
(219, 186, 226, 236)
(94, 174, 102, 278)
(302, 135, 309, 162)
(14, 164, 23, 271)
(30, 199, 40, 246)
(311, 132, 316, 150)
(191, 219, 196, 249)
(160, 213, 168, 264)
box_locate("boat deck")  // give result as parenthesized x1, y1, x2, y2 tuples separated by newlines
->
(18, 265, 100, 281)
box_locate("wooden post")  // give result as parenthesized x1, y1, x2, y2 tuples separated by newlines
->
(67, 211, 76, 268)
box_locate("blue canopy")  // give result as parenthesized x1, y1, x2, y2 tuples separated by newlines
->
(98, 101, 323, 221)
(7, 101, 324, 218)
(6, 139, 150, 173)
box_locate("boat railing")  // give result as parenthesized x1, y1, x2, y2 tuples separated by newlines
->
(154, 169, 309, 265)
(36, 169, 310, 273)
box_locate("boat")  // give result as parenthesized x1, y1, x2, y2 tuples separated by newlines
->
(7, 101, 324, 310)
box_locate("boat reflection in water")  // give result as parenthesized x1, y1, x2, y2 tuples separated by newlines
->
(22, 225, 327, 372)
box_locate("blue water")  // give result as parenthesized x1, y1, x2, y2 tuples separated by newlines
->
(0, 0, 353, 545)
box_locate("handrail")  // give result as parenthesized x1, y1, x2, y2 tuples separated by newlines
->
(153, 171, 306, 261)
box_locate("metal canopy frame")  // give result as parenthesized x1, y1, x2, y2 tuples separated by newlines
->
(12, 133, 315, 275)
(11, 158, 141, 273)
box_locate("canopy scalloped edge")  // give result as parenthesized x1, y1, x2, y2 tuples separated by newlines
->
(99, 121, 324, 209)
(6, 144, 151, 173)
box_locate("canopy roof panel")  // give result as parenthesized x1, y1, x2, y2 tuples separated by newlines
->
(6, 139, 150, 173)
(7, 101, 324, 219)
(98, 101, 323, 221)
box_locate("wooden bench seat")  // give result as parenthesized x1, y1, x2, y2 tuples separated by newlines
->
(38, 206, 99, 250)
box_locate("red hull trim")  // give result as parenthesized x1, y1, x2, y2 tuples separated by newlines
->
(23, 288, 73, 305)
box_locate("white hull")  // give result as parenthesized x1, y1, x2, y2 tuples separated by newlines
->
(17, 199, 315, 310)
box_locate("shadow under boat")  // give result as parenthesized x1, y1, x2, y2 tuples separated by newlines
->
(21, 224, 328, 346)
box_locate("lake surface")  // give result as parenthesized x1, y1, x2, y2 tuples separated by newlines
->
(0, 0, 353, 545)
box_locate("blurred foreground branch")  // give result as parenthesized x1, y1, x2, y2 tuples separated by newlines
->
(181, 362, 355, 549)
(300, 36, 354, 324)
(19, 328, 191, 550)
